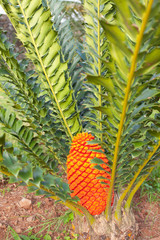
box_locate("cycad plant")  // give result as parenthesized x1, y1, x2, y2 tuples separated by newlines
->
(0, 0, 160, 239)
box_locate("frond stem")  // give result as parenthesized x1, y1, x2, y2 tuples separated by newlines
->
(98, 0, 102, 142)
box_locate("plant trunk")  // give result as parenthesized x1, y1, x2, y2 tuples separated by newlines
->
(72, 209, 138, 240)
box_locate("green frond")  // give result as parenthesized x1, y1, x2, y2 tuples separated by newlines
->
(0, 0, 82, 139)
(83, 0, 114, 140)
(84, 0, 113, 74)
(48, 0, 84, 41)
(0, 134, 77, 205)
(0, 106, 60, 173)
(48, 0, 85, 110)
(0, 29, 68, 164)
(96, 0, 160, 221)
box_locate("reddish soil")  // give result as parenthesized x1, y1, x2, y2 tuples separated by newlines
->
(0, 180, 74, 240)
(133, 191, 160, 240)
(0, 180, 159, 240)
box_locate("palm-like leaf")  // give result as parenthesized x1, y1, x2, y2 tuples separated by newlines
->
(83, 0, 115, 139)
(0, 29, 68, 166)
(0, 0, 82, 140)
(49, 0, 84, 42)
(89, 0, 160, 220)
(69, 0, 160, 221)
(48, 0, 85, 108)
(0, 134, 78, 204)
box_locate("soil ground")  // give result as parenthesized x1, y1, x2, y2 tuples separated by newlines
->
(133, 191, 160, 240)
(0, 180, 159, 240)
(0, 180, 74, 240)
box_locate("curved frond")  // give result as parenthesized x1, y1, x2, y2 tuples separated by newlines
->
(48, 0, 85, 109)
(0, 106, 60, 173)
(0, 29, 68, 165)
(0, 134, 80, 207)
(0, 0, 82, 139)
(96, 0, 160, 219)
(83, 0, 115, 140)
(86, 0, 160, 220)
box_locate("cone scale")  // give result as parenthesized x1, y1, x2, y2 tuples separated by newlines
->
(67, 132, 113, 215)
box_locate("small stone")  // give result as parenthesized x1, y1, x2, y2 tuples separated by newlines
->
(14, 227, 22, 234)
(14, 220, 18, 225)
(27, 216, 34, 222)
(19, 198, 32, 210)
(0, 224, 6, 229)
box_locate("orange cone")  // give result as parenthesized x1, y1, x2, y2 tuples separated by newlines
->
(67, 132, 113, 215)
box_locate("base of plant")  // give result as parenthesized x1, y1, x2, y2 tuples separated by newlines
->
(72, 209, 138, 240)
